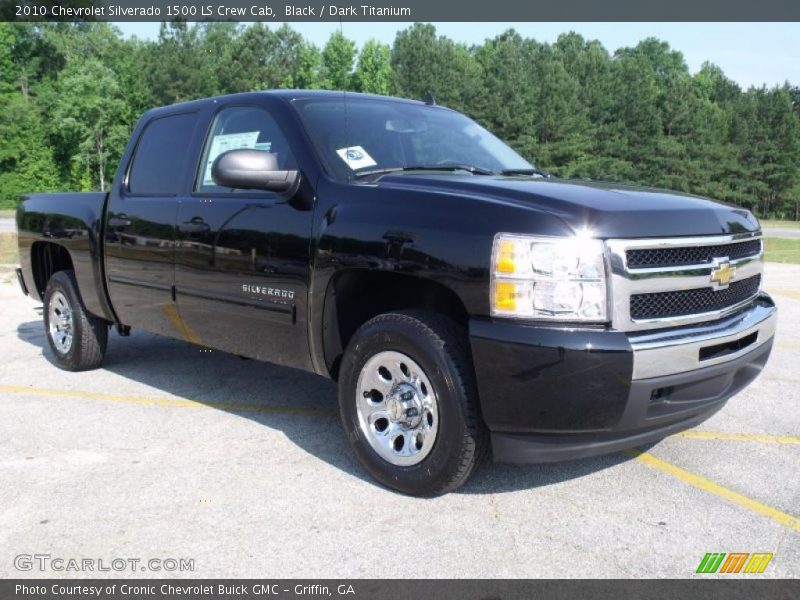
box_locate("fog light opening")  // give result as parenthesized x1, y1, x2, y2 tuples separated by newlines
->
(650, 387, 671, 403)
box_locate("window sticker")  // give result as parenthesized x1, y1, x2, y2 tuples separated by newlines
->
(203, 131, 260, 185)
(336, 145, 377, 170)
(254, 142, 272, 152)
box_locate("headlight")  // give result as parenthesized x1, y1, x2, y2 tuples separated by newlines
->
(491, 233, 608, 321)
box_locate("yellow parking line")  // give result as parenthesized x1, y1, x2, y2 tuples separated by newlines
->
(0, 384, 336, 417)
(623, 449, 800, 533)
(677, 431, 800, 445)
(768, 289, 800, 301)
(164, 304, 203, 345)
(4, 384, 797, 530)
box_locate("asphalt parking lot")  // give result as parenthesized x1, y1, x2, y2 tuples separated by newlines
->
(0, 264, 798, 579)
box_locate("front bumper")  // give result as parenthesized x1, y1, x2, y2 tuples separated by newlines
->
(469, 294, 776, 463)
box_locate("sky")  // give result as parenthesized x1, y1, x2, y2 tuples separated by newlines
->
(117, 22, 800, 89)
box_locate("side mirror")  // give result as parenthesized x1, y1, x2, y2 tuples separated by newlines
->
(211, 149, 299, 193)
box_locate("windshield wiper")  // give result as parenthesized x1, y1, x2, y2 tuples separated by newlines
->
(354, 164, 495, 178)
(500, 167, 552, 178)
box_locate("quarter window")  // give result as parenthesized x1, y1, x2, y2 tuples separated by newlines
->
(128, 112, 197, 195)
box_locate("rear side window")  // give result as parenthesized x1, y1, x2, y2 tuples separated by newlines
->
(128, 112, 197, 195)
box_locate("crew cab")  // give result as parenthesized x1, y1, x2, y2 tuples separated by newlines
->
(15, 91, 776, 495)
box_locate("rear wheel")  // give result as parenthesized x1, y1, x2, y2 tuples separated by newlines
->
(43, 270, 108, 371)
(338, 310, 488, 496)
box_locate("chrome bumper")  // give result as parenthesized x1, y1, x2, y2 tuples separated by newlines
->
(629, 296, 777, 380)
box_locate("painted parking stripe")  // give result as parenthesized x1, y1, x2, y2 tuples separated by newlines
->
(163, 304, 203, 345)
(0, 384, 336, 417)
(677, 431, 800, 445)
(3, 383, 798, 531)
(624, 448, 800, 533)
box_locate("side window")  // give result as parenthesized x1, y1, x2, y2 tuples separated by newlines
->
(196, 106, 297, 193)
(128, 112, 197, 195)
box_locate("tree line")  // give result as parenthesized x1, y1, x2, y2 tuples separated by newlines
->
(1, 22, 798, 217)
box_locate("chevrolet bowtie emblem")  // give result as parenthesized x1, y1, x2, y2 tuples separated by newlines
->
(710, 259, 736, 289)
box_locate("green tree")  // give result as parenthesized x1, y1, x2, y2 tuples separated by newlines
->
(390, 23, 484, 111)
(295, 41, 323, 89)
(353, 39, 391, 94)
(0, 93, 60, 208)
(220, 24, 306, 92)
(474, 30, 538, 152)
(1, 23, 799, 220)
(143, 22, 217, 106)
(0, 23, 18, 93)
(531, 48, 591, 168)
(321, 31, 356, 90)
(48, 58, 129, 191)
(196, 22, 240, 95)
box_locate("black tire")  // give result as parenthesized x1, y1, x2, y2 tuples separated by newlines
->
(43, 270, 108, 371)
(338, 310, 489, 496)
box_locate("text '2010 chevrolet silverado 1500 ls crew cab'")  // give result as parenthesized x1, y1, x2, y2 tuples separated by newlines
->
(15, 91, 776, 495)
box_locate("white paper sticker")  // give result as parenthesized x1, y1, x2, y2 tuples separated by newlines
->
(336, 146, 377, 170)
(203, 131, 260, 185)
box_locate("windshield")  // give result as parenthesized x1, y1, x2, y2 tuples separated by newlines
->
(292, 96, 534, 180)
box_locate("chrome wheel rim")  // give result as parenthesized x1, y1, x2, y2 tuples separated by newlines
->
(355, 350, 439, 467)
(48, 291, 74, 354)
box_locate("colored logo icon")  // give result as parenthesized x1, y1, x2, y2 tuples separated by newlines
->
(696, 552, 773, 574)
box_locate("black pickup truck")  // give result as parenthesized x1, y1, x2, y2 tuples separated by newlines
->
(15, 90, 776, 495)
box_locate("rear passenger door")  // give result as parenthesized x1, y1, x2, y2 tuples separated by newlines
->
(105, 111, 201, 336)
(173, 104, 314, 370)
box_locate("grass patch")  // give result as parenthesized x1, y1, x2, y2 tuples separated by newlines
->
(0, 233, 18, 265)
(761, 219, 800, 230)
(764, 237, 800, 264)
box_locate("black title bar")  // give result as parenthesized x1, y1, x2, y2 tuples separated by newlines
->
(2, 580, 800, 600)
(2, 0, 800, 22)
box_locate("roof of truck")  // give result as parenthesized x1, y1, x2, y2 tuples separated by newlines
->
(147, 90, 427, 115)
(266, 89, 427, 105)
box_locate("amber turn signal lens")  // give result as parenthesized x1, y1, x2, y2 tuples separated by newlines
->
(494, 281, 517, 311)
(496, 240, 517, 274)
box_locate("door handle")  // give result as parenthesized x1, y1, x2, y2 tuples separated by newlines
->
(108, 215, 131, 228)
(179, 219, 210, 234)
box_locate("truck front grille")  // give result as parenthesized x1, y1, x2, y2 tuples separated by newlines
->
(606, 234, 764, 332)
(629, 274, 762, 320)
(626, 239, 762, 269)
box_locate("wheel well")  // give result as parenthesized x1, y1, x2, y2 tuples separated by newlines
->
(322, 270, 469, 379)
(30, 242, 74, 297)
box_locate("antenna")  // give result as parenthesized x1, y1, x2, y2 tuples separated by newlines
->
(341, 17, 351, 183)
(424, 91, 437, 106)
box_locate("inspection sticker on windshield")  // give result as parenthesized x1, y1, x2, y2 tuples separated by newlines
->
(336, 146, 377, 170)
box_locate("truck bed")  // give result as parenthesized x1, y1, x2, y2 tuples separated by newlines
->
(16, 192, 113, 321)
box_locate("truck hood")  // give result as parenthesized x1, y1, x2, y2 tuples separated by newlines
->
(373, 174, 760, 238)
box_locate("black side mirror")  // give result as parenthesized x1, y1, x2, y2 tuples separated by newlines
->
(211, 149, 299, 193)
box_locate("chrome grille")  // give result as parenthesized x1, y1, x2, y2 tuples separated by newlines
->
(630, 274, 762, 320)
(606, 233, 764, 332)
(626, 239, 762, 269)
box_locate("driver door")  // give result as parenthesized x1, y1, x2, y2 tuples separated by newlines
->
(173, 104, 313, 370)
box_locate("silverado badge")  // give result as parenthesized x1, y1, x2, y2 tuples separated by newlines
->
(242, 283, 295, 300)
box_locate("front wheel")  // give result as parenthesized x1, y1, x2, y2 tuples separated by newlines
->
(43, 270, 108, 371)
(338, 311, 488, 496)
